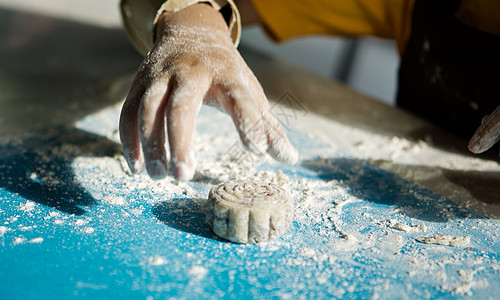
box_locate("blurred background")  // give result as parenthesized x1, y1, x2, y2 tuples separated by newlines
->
(0, 0, 399, 105)
(241, 27, 399, 106)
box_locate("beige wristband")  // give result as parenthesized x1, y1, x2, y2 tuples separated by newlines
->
(120, 0, 241, 56)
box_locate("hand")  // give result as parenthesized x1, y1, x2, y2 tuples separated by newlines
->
(119, 4, 298, 181)
(468, 106, 500, 155)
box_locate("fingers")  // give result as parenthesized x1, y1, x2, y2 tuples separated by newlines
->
(167, 72, 210, 181)
(223, 82, 298, 163)
(468, 106, 500, 154)
(223, 85, 269, 154)
(120, 84, 146, 174)
(263, 111, 299, 164)
(138, 79, 172, 179)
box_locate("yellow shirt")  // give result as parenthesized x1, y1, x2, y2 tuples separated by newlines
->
(250, 0, 500, 54)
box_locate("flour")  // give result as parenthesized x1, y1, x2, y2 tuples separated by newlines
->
(73, 219, 89, 226)
(29, 237, 44, 244)
(386, 219, 426, 232)
(0, 226, 9, 236)
(417, 235, 471, 247)
(1, 99, 496, 298)
(187, 266, 208, 279)
(83, 227, 95, 234)
(19, 201, 35, 212)
(291, 108, 500, 220)
(44, 211, 60, 220)
(254, 170, 289, 187)
(102, 195, 126, 205)
(148, 256, 167, 266)
(129, 208, 143, 216)
(13, 237, 26, 245)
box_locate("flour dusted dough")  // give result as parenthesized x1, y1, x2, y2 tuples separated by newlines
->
(417, 234, 470, 247)
(206, 180, 293, 244)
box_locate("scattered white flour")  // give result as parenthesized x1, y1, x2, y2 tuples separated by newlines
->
(0, 226, 9, 236)
(386, 219, 426, 232)
(417, 235, 471, 247)
(29, 237, 44, 244)
(148, 256, 167, 266)
(13, 237, 26, 245)
(6, 102, 494, 297)
(329, 234, 360, 252)
(255, 170, 290, 187)
(44, 211, 60, 220)
(19, 201, 35, 212)
(76, 281, 108, 290)
(102, 195, 126, 205)
(299, 247, 317, 258)
(187, 266, 208, 279)
(129, 208, 143, 216)
(293, 108, 500, 219)
(83, 227, 95, 234)
(74, 219, 89, 226)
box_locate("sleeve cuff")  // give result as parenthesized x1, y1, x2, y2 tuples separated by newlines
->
(120, 0, 241, 56)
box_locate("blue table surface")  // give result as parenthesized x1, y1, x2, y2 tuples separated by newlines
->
(0, 105, 499, 299)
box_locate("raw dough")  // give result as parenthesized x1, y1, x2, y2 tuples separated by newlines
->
(206, 180, 293, 244)
(417, 234, 470, 247)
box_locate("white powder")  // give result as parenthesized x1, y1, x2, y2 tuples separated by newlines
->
(44, 211, 60, 220)
(83, 227, 95, 234)
(102, 195, 126, 205)
(291, 108, 500, 219)
(417, 235, 471, 247)
(187, 265, 208, 279)
(29, 237, 44, 244)
(386, 219, 426, 232)
(73, 219, 89, 226)
(19, 201, 35, 212)
(0, 226, 9, 236)
(9, 99, 494, 297)
(299, 247, 317, 258)
(129, 208, 143, 216)
(13, 237, 26, 245)
(148, 256, 167, 266)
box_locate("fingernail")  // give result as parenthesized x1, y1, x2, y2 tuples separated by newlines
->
(128, 158, 144, 174)
(468, 138, 481, 153)
(146, 159, 168, 180)
(269, 139, 299, 164)
(123, 149, 144, 173)
(278, 146, 299, 164)
(172, 161, 195, 181)
(285, 147, 299, 164)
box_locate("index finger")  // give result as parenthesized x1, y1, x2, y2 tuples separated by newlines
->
(167, 72, 209, 181)
(468, 106, 500, 154)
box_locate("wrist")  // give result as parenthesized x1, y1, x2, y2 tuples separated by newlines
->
(155, 3, 229, 38)
(120, 0, 241, 55)
(155, 0, 241, 46)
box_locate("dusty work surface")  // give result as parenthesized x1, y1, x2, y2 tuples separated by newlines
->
(1, 3, 500, 299)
